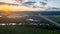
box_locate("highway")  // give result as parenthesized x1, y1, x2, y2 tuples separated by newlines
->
(39, 14, 60, 28)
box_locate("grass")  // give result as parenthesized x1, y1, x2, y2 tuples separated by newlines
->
(0, 26, 60, 34)
(49, 17, 60, 24)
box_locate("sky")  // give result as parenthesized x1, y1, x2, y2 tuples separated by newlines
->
(0, 0, 46, 12)
(0, 0, 60, 8)
(0, 0, 60, 12)
(28, 0, 60, 8)
(46, 0, 60, 8)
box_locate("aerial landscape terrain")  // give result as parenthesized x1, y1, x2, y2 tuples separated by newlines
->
(0, 0, 60, 34)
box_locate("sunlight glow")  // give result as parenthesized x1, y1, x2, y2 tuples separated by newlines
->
(0, 0, 46, 12)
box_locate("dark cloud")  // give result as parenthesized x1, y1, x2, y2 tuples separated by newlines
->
(0, 2, 19, 6)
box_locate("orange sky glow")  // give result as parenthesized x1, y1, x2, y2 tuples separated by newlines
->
(0, 0, 46, 12)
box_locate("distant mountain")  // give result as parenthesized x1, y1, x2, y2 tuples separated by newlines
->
(46, 7, 60, 11)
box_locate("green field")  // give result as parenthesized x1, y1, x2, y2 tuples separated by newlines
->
(0, 26, 60, 34)
(49, 17, 60, 24)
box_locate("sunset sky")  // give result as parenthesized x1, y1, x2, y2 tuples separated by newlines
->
(0, 0, 60, 12)
(28, 0, 60, 8)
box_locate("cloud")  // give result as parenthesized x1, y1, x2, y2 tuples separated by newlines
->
(0, 0, 46, 12)
(0, 5, 46, 12)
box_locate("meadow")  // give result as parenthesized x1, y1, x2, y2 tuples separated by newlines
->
(0, 26, 60, 34)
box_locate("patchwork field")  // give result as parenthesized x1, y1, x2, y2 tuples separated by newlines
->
(48, 17, 60, 24)
(0, 11, 60, 34)
(0, 26, 60, 34)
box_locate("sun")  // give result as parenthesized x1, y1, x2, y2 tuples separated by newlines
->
(3, 8, 10, 13)
(0, 8, 11, 13)
(0, 4, 46, 13)
(0, 5, 12, 13)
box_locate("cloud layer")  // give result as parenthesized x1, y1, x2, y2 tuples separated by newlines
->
(0, 0, 46, 12)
